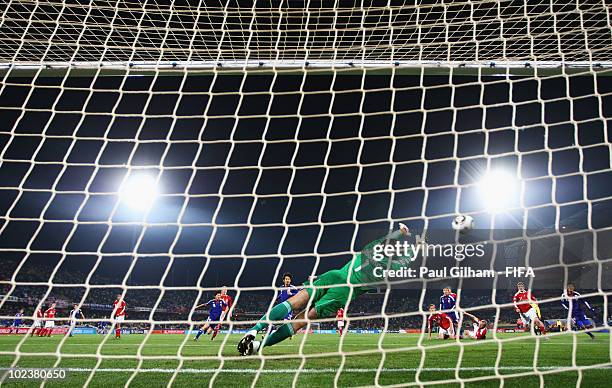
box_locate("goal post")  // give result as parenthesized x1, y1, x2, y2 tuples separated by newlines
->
(0, 0, 611, 386)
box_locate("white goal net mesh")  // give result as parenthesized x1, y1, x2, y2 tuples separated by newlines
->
(0, 0, 611, 387)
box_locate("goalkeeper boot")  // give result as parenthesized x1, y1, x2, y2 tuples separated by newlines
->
(238, 333, 255, 356)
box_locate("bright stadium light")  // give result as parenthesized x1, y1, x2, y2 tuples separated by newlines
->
(119, 173, 159, 211)
(478, 169, 519, 211)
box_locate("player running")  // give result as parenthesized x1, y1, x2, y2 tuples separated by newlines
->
(561, 283, 596, 339)
(11, 309, 24, 334)
(31, 306, 43, 336)
(112, 294, 127, 339)
(440, 287, 459, 330)
(427, 304, 455, 339)
(513, 282, 547, 336)
(461, 312, 488, 340)
(216, 287, 234, 338)
(41, 303, 57, 337)
(219, 286, 233, 321)
(68, 303, 85, 337)
(193, 292, 227, 341)
(238, 224, 414, 355)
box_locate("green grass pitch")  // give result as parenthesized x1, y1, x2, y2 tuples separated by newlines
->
(0, 332, 610, 387)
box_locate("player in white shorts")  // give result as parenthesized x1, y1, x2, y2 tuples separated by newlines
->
(68, 303, 85, 337)
(41, 303, 57, 337)
(336, 308, 346, 336)
(31, 307, 43, 336)
(521, 306, 539, 324)
(512, 282, 547, 336)
(462, 312, 488, 340)
(112, 294, 127, 339)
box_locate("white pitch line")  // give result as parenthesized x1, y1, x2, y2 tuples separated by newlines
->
(54, 341, 605, 348)
(2, 366, 611, 374)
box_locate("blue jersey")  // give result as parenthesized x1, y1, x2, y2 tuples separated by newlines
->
(277, 285, 300, 320)
(13, 313, 23, 326)
(277, 285, 300, 303)
(561, 291, 592, 318)
(206, 299, 227, 321)
(440, 293, 458, 321)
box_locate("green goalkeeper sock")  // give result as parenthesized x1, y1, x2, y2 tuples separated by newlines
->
(262, 323, 295, 347)
(250, 301, 292, 333)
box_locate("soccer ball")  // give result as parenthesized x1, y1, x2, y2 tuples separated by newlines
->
(452, 215, 474, 233)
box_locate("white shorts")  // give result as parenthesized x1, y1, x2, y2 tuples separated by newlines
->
(465, 324, 479, 339)
(114, 315, 125, 322)
(521, 308, 538, 324)
(33, 320, 42, 328)
(44, 321, 55, 328)
(70, 320, 77, 327)
(337, 321, 345, 328)
(438, 325, 455, 336)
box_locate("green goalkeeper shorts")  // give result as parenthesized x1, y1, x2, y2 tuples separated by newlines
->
(303, 269, 368, 318)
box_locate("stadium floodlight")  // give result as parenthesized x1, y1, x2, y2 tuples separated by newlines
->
(477, 170, 519, 212)
(118, 173, 159, 211)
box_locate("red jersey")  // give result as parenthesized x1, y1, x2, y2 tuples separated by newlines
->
(474, 325, 487, 339)
(113, 300, 127, 317)
(35, 309, 43, 319)
(428, 313, 452, 330)
(45, 308, 56, 319)
(513, 291, 536, 314)
(220, 294, 232, 312)
(336, 308, 344, 320)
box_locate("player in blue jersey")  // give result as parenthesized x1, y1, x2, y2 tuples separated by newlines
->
(11, 309, 24, 334)
(561, 283, 596, 339)
(266, 273, 301, 340)
(440, 287, 459, 333)
(277, 273, 300, 319)
(193, 292, 228, 341)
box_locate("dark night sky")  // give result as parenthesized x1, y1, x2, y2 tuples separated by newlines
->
(0, 71, 611, 291)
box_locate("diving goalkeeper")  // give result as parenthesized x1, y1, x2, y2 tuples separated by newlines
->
(238, 224, 413, 355)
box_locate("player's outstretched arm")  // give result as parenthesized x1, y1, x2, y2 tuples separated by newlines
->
(463, 312, 479, 322)
(361, 223, 410, 258)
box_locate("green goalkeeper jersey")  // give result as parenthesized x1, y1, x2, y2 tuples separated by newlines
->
(304, 228, 416, 318)
(344, 229, 416, 289)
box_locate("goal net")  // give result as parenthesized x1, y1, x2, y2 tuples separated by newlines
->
(0, 0, 611, 386)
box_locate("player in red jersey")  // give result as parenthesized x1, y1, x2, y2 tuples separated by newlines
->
(41, 303, 57, 337)
(112, 294, 127, 339)
(513, 282, 546, 336)
(427, 304, 455, 339)
(336, 308, 345, 336)
(220, 286, 233, 320)
(461, 312, 488, 340)
(31, 306, 44, 336)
